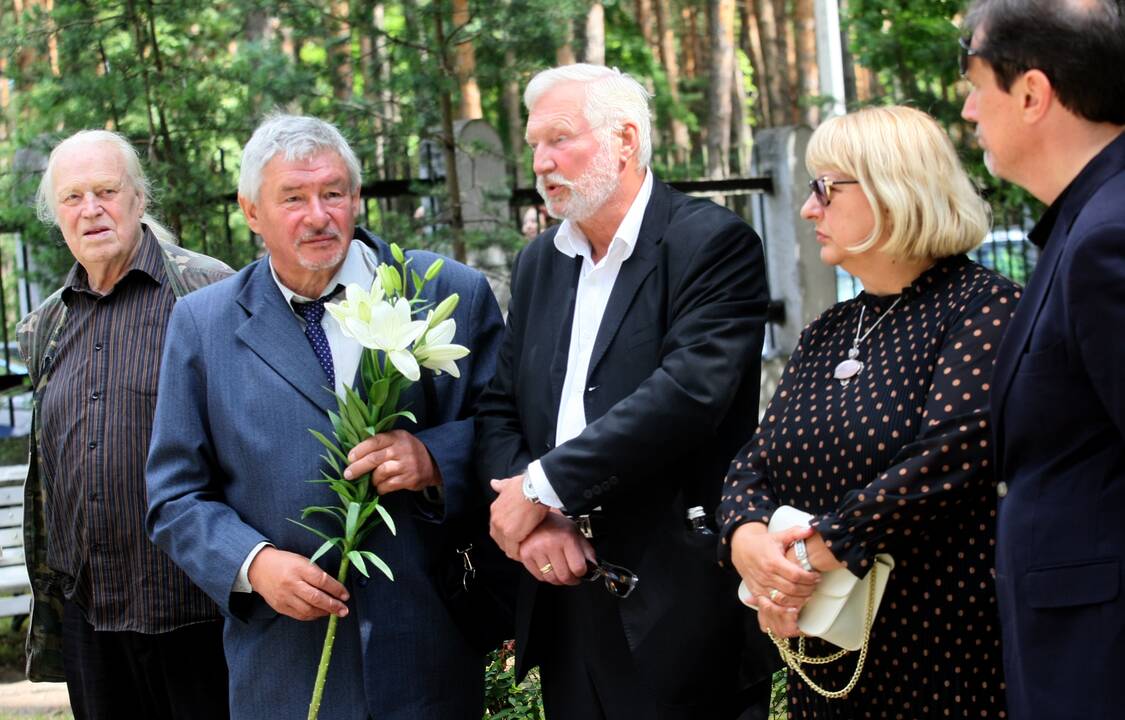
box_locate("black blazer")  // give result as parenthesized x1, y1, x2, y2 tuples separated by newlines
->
(991, 131, 1125, 719)
(476, 178, 774, 705)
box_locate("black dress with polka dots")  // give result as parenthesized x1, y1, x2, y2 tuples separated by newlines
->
(720, 256, 1017, 719)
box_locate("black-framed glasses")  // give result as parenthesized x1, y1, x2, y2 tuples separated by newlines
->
(958, 36, 984, 76)
(584, 559, 639, 598)
(808, 177, 859, 207)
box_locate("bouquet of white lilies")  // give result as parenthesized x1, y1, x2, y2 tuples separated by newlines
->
(295, 243, 469, 720)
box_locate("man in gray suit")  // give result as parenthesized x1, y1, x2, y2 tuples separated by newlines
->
(145, 114, 504, 719)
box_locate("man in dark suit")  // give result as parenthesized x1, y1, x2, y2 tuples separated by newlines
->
(145, 114, 504, 719)
(960, 2, 1125, 717)
(477, 64, 774, 719)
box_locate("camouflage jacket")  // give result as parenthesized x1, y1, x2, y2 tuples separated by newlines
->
(16, 232, 233, 681)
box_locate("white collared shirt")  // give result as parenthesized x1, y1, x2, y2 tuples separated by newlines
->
(269, 239, 377, 396)
(235, 239, 377, 593)
(526, 169, 654, 509)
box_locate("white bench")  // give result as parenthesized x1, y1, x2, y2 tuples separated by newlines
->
(0, 464, 31, 617)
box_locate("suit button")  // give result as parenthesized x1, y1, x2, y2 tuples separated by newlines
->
(592, 486, 602, 496)
(608, 475, 619, 485)
(583, 489, 593, 499)
(545, 439, 554, 450)
(997, 481, 1008, 498)
(357, 577, 368, 588)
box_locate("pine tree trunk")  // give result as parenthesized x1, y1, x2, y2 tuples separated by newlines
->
(331, 0, 352, 101)
(584, 3, 605, 65)
(739, 1, 770, 130)
(794, 0, 818, 125)
(655, 0, 689, 167)
(452, 0, 482, 119)
(707, 0, 735, 186)
(556, 18, 576, 65)
(504, 48, 526, 188)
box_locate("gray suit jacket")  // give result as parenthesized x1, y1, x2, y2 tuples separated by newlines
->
(146, 229, 504, 720)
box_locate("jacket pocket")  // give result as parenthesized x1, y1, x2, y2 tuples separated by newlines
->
(1025, 558, 1119, 608)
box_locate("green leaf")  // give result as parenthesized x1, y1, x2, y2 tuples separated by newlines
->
(368, 377, 389, 409)
(363, 551, 395, 582)
(343, 388, 369, 437)
(310, 429, 349, 465)
(373, 410, 417, 433)
(310, 538, 340, 565)
(411, 270, 424, 293)
(345, 501, 361, 539)
(374, 502, 397, 536)
(301, 506, 346, 527)
(287, 518, 334, 543)
(348, 549, 369, 577)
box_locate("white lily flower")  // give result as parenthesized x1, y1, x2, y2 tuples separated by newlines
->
(325, 282, 385, 333)
(415, 318, 470, 377)
(333, 295, 428, 381)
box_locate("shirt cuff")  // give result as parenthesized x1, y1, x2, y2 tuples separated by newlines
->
(527, 460, 565, 510)
(233, 541, 272, 593)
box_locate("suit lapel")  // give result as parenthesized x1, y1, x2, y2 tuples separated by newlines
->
(990, 219, 1068, 475)
(585, 180, 670, 380)
(235, 260, 338, 413)
(547, 254, 583, 423)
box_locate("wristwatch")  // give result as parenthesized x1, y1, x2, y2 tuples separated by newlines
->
(521, 472, 542, 505)
(793, 538, 815, 572)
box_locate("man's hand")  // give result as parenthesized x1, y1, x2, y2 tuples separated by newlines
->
(247, 547, 350, 621)
(489, 475, 549, 560)
(517, 512, 595, 586)
(344, 430, 440, 494)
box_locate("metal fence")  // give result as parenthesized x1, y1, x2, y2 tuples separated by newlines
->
(835, 214, 1039, 301)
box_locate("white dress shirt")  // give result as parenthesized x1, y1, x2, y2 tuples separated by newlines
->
(234, 239, 378, 593)
(526, 169, 654, 509)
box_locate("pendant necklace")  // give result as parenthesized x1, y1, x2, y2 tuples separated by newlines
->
(834, 296, 902, 387)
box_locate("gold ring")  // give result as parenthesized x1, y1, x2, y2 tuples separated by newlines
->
(769, 588, 782, 602)
(540, 563, 553, 575)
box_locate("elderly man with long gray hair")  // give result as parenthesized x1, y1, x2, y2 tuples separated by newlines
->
(18, 129, 233, 718)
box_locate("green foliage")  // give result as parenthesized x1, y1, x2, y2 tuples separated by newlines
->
(842, 0, 1042, 232)
(483, 643, 544, 719)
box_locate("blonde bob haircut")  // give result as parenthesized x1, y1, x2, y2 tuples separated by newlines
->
(805, 105, 989, 260)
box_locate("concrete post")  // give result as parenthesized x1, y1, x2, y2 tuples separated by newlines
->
(814, 0, 846, 117)
(752, 125, 837, 355)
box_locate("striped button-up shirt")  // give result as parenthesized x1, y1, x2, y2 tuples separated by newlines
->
(38, 231, 219, 632)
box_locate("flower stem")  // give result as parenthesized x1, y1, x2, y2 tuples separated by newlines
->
(307, 554, 352, 720)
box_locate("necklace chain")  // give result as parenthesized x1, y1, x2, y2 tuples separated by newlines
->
(852, 296, 902, 351)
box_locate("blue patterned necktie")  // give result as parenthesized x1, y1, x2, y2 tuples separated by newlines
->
(293, 289, 340, 389)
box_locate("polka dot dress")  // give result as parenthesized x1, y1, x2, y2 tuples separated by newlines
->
(719, 256, 1018, 718)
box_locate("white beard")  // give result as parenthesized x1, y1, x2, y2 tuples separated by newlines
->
(537, 141, 620, 222)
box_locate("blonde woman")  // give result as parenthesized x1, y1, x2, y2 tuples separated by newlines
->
(720, 106, 1014, 718)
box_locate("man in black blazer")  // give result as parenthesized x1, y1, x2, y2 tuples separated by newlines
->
(476, 64, 774, 719)
(961, 2, 1125, 717)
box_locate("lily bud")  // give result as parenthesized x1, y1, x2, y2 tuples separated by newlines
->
(423, 258, 445, 282)
(390, 243, 406, 265)
(429, 293, 460, 326)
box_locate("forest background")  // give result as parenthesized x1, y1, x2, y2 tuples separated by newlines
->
(0, 0, 1036, 287)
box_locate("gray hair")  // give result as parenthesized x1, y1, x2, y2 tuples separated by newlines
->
(238, 114, 363, 203)
(35, 129, 176, 244)
(524, 64, 653, 170)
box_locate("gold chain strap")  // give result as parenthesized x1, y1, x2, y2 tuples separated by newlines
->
(766, 563, 879, 699)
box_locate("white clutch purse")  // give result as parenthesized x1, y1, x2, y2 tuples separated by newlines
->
(738, 505, 894, 698)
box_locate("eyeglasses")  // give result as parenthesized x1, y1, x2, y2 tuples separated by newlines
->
(584, 559, 639, 598)
(958, 36, 984, 76)
(808, 177, 859, 207)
